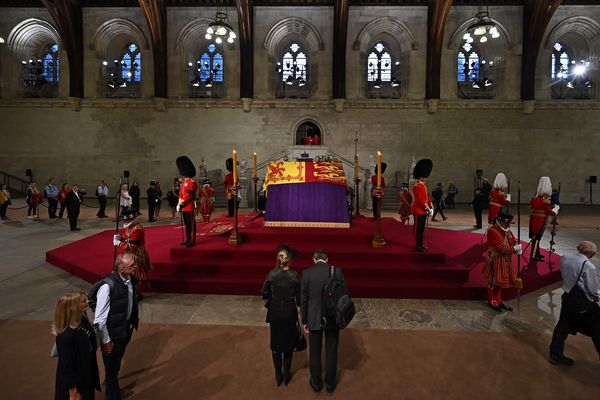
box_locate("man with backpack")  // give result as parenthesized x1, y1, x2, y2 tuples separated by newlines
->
(92, 253, 139, 400)
(301, 250, 354, 395)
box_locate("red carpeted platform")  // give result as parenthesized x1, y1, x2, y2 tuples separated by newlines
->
(45, 215, 560, 300)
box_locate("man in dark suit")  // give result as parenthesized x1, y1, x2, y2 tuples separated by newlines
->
(301, 250, 344, 395)
(65, 183, 82, 231)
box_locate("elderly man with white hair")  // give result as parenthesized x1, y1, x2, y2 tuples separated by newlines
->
(488, 173, 511, 224)
(529, 176, 558, 261)
(549, 241, 600, 365)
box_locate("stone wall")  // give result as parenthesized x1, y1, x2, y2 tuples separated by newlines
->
(0, 6, 599, 204)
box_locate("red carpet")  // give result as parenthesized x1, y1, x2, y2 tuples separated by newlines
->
(46, 215, 560, 300)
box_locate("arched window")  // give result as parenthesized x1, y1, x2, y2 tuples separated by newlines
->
(120, 43, 141, 83)
(550, 42, 592, 99)
(189, 43, 224, 98)
(276, 43, 309, 98)
(365, 42, 400, 98)
(457, 41, 494, 99)
(295, 121, 322, 145)
(43, 43, 59, 83)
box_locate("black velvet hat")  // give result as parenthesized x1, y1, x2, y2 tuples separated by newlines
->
(226, 157, 234, 172)
(176, 156, 196, 178)
(496, 211, 514, 222)
(413, 159, 433, 179)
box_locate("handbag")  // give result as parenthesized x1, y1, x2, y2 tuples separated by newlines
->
(294, 321, 307, 352)
(563, 260, 597, 314)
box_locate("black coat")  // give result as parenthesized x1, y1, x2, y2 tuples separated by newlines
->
(301, 262, 345, 331)
(129, 185, 140, 209)
(54, 316, 100, 400)
(262, 268, 300, 352)
(65, 191, 82, 214)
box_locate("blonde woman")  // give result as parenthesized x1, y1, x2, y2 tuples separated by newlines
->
(261, 244, 301, 386)
(120, 183, 132, 212)
(53, 292, 100, 400)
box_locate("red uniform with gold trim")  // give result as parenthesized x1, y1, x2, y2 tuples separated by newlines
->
(119, 223, 151, 281)
(483, 223, 517, 289)
(488, 188, 510, 224)
(529, 195, 554, 238)
(199, 185, 216, 222)
(179, 178, 198, 212)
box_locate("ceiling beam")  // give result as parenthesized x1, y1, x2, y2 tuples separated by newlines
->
(425, 0, 453, 100)
(41, 0, 84, 99)
(139, 0, 168, 98)
(333, 0, 349, 99)
(236, 0, 253, 99)
(520, 0, 561, 101)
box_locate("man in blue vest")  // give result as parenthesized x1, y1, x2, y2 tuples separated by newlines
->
(94, 253, 139, 400)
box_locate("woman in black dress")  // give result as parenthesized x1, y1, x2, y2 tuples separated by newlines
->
(53, 291, 100, 400)
(261, 244, 301, 386)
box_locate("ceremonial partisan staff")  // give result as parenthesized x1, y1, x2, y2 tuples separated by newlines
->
(113, 177, 122, 262)
(515, 181, 523, 312)
(548, 181, 561, 270)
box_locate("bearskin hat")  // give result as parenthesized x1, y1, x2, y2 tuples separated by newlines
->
(375, 162, 387, 175)
(176, 156, 196, 178)
(496, 211, 514, 223)
(226, 157, 234, 172)
(413, 159, 433, 179)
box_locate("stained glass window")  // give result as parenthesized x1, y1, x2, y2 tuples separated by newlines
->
(120, 43, 141, 83)
(279, 43, 308, 84)
(366, 43, 394, 83)
(197, 44, 224, 84)
(43, 43, 59, 82)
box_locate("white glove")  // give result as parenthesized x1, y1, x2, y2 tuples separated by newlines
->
(513, 244, 523, 255)
(176, 205, 180, 212)
(113, 234, 121, 247)
(427, 208, 434, 216)
(506, 193, 512, 202)
(552, 205, 560, 215)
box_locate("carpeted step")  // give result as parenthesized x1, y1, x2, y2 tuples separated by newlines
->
(150, 259, 469, 281)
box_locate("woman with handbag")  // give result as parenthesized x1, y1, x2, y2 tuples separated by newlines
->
(261, 244, 303, 386)
(53, 291, 100, 400)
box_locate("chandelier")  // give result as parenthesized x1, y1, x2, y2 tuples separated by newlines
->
(463, 9, 499, 44)
(205, 11, 236, 45)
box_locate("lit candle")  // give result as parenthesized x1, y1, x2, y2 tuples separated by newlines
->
(253, 152, 257, 178)
(355, 154, 359, 178)
(233, 150, 238, 185)
(377, 151, 382, 187)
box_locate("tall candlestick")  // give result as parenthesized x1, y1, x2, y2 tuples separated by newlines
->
(253, 152, 257, 178)
(377, 151, 382, 187)
(355, 154, 359, 178)
(233, 150, 238, 184)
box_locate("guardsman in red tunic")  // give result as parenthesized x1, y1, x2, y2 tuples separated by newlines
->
(177, 156, 198, 248)
(199, 178, 216, 223)
(483, 211, 522, 312)
(488, 172, 511, 224)
(114, 209, 152, 285)
(411, 159, 433, 252)
(371, 162, 387, 219)
(224, 157, 237, 217)
(529, 176, 559, 261)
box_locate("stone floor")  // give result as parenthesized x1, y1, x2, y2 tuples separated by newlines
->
(1, 199, 600, 337)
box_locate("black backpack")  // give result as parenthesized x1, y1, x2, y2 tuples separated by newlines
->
(88, 275, 115, 311)
(321, 265, 355, 330)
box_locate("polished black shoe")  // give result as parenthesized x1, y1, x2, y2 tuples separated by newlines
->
(473, 225, 483, 229)
(549, 352, 574, 366)
(310, 378, 322, 393)
(180, 241, 188, 246)
(275, 372, 283, 387)
(415, 246, 425, 252)
(487, 301, 502, 312)
(326, 384, 336, 395)
(185, 242, 194, 248)
(499, 303, 513, 312)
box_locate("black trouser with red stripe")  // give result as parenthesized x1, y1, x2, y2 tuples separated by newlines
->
(413, 214, 427, 247)
(182, 211, 196, 244)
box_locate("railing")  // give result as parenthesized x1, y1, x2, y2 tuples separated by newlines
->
(1, 171, 29, 194)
